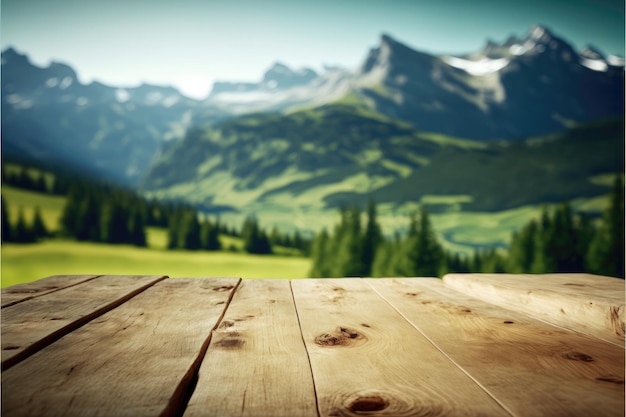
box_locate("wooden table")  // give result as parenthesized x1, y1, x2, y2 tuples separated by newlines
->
(1, 274, 624, 417)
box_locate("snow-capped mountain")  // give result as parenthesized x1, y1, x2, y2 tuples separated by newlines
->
(205, 25, 623, 140)
(349, 25, 624, 139)
(1, 25, 623, 185)
(207, 62, 352, 114)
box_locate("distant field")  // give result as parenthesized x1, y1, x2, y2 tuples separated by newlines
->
(2, 185, 65, 231)
(1, 187, 311, 287)
(1, 240, 312, 288)
(1, 185, 612, 286)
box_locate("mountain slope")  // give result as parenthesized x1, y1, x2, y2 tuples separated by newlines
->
(1, 48, 223, 184)
(141, 103, 624, 214)
(349, 26, 624, 140)
(2, 25, 623, 187)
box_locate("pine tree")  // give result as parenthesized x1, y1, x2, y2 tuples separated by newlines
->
(128, 208, 147, 247)
(507, 220, 538, 273)
(531, 206, 553, 273)
(1, 195, 12, 242)
(34, 173, 47, 193)
(75, 193, 101, 241)
(167, 207, 182, 249)
(551, 202, 582, 272)
(606, 175, 625, 278)
(442, 252, 470, 275)
(61, 183, 83, 236)
(31, 206, 48, 239)
(1, 165, 8, 184)
(333, 206, 365, 277)
(309, 228, 331, 277)
(470, 249, 484, 272)
(242, 217, 272, 255)
(371, 239, 394, 277)
(14, 207, 34, 243)
(587, 175, 625, 278)
(180, 211, 201, 250)
(100, 202, 126, 243)
(402, 208, 443, 277)
(362, 200, 383, 276)
(269, 227, 282, 247)
(201, 219, 221, 251)
(575, 213, 595, 269)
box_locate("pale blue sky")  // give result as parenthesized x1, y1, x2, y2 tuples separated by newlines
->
(2, 0, 624, 99)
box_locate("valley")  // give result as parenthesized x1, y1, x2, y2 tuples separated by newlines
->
(1, 24, 624, 283)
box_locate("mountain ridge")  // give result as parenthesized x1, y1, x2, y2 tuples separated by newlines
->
(1, 25, 624, 187)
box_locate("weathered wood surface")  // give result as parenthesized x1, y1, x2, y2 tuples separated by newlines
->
(369, 278, 625, 417)
(443, 273, 625, 345)
(1, 274, 101, 307)
(292, 278, 509, 416)
(1, 274, 167, 370)
(2, 277, 240, 417)
(185, 279, 317, 417)
(2, 274, 624, 417)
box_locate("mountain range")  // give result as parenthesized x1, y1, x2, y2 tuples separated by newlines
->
(1, 25, 624, 242)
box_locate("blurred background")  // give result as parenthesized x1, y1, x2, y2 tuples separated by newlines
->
(1, 0, 624, 285)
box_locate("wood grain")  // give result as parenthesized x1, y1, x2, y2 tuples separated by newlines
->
(1, 275, 101, 308)
(1, 277, 240, 417)
(443, 273, 625, 345)
(369, 278, 625, 417)
(291, 278, 510, 417)
(184, 279, 318, 417)
(1, 274, 167, 370)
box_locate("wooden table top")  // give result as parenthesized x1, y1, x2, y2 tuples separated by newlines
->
(1, 274, 624, 417)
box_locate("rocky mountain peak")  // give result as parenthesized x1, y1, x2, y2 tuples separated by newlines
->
(580, 46, 607, 61)
(262, 62, 317, 89)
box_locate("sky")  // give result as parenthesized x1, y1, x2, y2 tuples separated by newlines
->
(2, 0, 624, 99)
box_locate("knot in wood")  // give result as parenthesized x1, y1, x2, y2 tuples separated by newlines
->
(315, 333, 344, 346)
(315, 327, 365, 347)
(219, 320, 235, 329)
(348, 394, 388, 412)
(596, 375, 625, 384)
(339, 327, 359, 339)
(564, 351, 593, 362)
(213, 285, 234, 292)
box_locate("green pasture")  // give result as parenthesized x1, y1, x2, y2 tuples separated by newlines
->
(1, 240, 312, 288)
(1, 183, 613, 287)
(2, 185, 65, 231)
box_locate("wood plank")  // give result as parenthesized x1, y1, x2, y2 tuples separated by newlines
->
(369, 278, 625, 417)
(1, 275, 101, 308)
(291, 278, 510, 417)
(184, 279, 317, 417)
(1, 274, 167, 370)
(443, 273, 625, 345)
(1, 277, 240, 417)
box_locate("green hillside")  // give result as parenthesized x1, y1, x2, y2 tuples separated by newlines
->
(142, 102, 623, 216)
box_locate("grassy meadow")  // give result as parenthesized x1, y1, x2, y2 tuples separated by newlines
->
(1, 176, 613, 287)
(1, 240, 312, 288)
(1, 185, 311, 288)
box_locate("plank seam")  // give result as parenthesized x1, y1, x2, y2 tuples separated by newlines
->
(159, 277, 243, 417)
(1, 275, 104, 309)
(364, 279, 519, 417)
(1, 275, 169, 372)
(289, 279, 321, 417)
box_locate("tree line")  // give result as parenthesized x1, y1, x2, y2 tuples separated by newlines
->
(1, 197, 48, 243)
(59, 181, 149, 246)
(310, 175, 624, 279)
(2, 168, 312, 256)
(2, 165, 72, 195)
